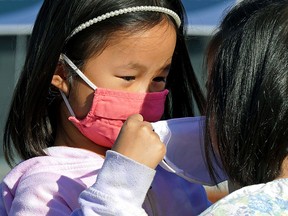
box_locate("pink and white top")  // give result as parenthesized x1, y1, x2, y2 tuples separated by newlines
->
(0, 146, 210, 215)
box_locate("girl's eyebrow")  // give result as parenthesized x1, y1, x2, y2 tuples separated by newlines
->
(163, 63, 172, 71)
(126, 63, 148, 71)
(125, 60, 172, 72)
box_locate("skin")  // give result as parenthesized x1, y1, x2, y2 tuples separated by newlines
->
(51, 20, 176, 169)
(278, 156, 288, 179)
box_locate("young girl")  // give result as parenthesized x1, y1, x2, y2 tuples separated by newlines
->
(0, 0, 210, 215)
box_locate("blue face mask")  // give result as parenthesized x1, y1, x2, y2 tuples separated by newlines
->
(152, 116, 227, 186)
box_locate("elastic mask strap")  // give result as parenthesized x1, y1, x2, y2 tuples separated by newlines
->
(159, 160, 176, 173)
(61, 54, 97, 90)
(59, 90, 76, 117)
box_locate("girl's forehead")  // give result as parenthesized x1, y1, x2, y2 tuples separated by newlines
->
(84, 22, 176, 72)
(106, 20, 177, 47)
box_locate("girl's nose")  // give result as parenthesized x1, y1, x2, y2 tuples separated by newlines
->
(132, 79, 154, 93)
(134, 74, 165, 93)
(137, 84, 152, 93)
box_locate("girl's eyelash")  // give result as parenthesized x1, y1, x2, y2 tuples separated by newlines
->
(153, 77, 166, 82)
(121, 76, 135, 81)
(119, 76, 166, 82)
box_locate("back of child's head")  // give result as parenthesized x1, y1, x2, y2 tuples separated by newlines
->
(205, 0, 288, 186)
(3, 0, 205, 166)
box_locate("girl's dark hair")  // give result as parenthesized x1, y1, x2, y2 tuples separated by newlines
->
(205, 0, 288, 186)
(4, 0, 206, 166)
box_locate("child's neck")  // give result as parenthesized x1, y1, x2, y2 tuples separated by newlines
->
(276, 156, 288, 179)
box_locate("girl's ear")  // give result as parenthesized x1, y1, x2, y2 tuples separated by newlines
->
(51, 62, 70, 96)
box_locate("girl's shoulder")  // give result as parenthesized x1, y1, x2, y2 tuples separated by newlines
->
(0, 147, 105, 215)
(2, 146, 104, 193)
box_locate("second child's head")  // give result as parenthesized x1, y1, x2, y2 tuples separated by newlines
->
(205, 0, 288, 186)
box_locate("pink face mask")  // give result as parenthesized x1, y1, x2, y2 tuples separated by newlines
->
(60, 54, 169, 148)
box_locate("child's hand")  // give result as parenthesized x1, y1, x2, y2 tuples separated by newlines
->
(112, 114, 166, 169)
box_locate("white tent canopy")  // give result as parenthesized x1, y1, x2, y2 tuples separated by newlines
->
(0, 0, 237, 35)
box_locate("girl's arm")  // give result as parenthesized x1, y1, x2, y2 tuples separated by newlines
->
(72, 151, 155, 216)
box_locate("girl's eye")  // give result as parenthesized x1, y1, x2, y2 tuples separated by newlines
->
(153, 76, 166, 83)
(121, 76, 135, 81)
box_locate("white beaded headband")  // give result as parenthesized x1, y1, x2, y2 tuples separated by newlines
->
(66, 6, 181, 41)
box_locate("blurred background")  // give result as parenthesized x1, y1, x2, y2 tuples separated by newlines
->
(0, 0, 237, 202)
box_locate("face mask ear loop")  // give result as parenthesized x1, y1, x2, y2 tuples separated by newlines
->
(159, 160, 176, 173)
(59, 90, 76, 117)
(61, 54, 97, 91)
